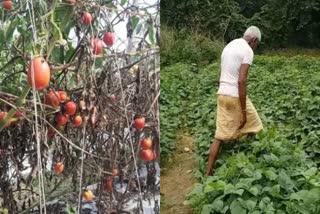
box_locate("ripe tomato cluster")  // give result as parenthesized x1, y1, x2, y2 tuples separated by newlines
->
(92, 32, 115, 55)
(134, 116, 157, 162)
(45, 90, 83, 138)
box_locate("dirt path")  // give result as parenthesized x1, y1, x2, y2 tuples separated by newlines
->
(160, 133, 197, 214)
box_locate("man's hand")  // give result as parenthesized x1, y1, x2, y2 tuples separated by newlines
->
(238, 111, 247, 130)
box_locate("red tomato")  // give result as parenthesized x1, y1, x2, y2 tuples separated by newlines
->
(27, 57, 51, 90)
(141, 138, 152, 150)
(92, 38, 103, 55)
(141, 149, 154, 161)
(2, 1, 12, 10)
(134, 117, 145, 129)
(82, 11, 92, 25)
(58, 91, 68, 102)
(56, 113, 69, 126)
(45, 91, 60, 107)
(73, 115, 82, 127)
(103, 32, 115, 46)
(54, 162, 64, 174)
(65, 101, 77, 116)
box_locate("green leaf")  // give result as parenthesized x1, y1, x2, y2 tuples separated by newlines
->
(253, 171, 262, 180)
(120, 0, 127, 6)
(262, 197, 271, 204)
(230, 200, 246, 214)
(258, 200, 266, 211)
(303, 167, 317, 178)
(265, 202, 275, 213)
(249, 187, 259, 196)
(246, 200, 257, 211)
(148, 23, 155, 45)
(212, 199, 224, 212)
(224, 184, 235, 195)
(201, 204, 213, 214)
(204, 180, 226, 194)
(264, 169, 278, 180)
(222, 206, 229, 213)
(290, 188, 320, 203)
(279, 170, 295, 192)
(237, 198, 247, 209)
(243, 168, 254, 177)
(224, 184, 244, 195)
(234, 189, 245, 196)
(131, 16, 139, 30)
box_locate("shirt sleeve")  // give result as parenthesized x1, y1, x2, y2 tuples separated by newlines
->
(242, 49, 254, 65)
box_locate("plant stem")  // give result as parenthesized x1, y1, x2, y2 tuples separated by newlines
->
(0, 85, 31, 131)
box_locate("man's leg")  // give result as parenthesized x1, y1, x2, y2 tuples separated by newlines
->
(206, 138, 222, 176)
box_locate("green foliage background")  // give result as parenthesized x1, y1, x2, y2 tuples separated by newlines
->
(161, 0, 320, 48)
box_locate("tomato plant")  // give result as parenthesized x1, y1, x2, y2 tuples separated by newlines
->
(0, 0, 160, 213)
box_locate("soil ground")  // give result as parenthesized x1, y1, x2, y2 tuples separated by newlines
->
(160, 133, 197, 214)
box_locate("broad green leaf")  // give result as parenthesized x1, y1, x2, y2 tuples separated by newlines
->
(258, 200, 266, 211)
(235, 182, 250, 190)
(290, 188, 320, 203)
(212, 199, 224, 212)
(234, 189, 244, 196)
(246, 200, 257, 211)
(302, 167, 317, 178)
(279, 170, 295, 192)
(237, 198, 247, 209)
(222, 206, 229, 213)
(264, 170, 278, 180)
(265, 203, 275, 213)
(262, 197, 271, 204)
(204, 180, 226, 193)
(224, 184, 235, 195)
(249, 187, 259, 196)
(243, 168, 254, 177)
(201, 204, 213, 214)
(230, 200, 246, 214)
(120, 0, 127, 6)
(253, 171, 262, 180)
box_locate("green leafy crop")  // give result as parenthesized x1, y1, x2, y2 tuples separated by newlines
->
(161, 55, 320, 213)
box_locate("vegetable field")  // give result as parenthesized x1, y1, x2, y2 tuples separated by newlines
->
(0, 0, 159, 213)
(160, 55, 320, 213)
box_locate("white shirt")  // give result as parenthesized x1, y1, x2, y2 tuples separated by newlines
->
(217, 38, 254, 97)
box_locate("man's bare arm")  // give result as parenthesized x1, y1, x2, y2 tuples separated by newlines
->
(238, 64, 250, 129)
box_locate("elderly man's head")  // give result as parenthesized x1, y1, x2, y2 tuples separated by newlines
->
(243, 26, 261, 50)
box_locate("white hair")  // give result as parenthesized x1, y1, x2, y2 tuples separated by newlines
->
(243, 26, 261, 42)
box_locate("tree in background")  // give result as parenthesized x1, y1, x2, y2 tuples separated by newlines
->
(161, 0, 320, 48)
